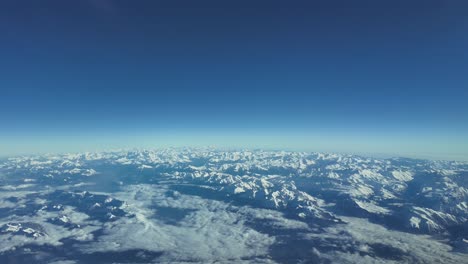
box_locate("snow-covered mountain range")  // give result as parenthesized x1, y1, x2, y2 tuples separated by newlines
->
(0, 148, 467, 263)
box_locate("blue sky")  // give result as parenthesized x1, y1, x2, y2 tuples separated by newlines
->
(1, 1, 467, 159)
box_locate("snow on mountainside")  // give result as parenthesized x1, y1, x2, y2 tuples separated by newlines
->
(0, 148, 467, 251)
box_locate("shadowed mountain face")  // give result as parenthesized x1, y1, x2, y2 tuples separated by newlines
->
(0, 148, 467, 263)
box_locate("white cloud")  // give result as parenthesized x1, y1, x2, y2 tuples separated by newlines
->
(304, 216, 467, 264)
(78, 184, 277, 263)
(0, 203, 101, 253)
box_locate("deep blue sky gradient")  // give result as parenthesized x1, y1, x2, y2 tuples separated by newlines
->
(1, 0, 467, 159)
